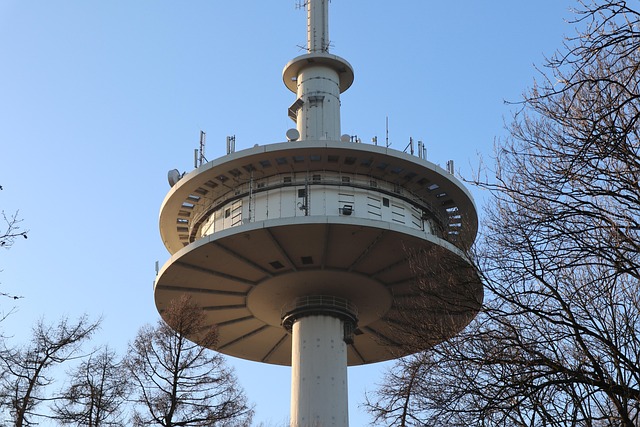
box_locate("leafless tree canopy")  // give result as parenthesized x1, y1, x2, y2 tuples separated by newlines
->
(52, 346, 130, 427)
(0, 301, 256, 426)
(126, 295, 254, 427)
(0, 316, 100, 427)
(367, 1, 640, 426)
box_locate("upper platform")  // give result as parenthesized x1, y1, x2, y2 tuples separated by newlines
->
(283, 53, 354, 93)
(159, 139, 478, 255)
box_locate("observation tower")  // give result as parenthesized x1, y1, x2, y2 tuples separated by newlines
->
(154, 1, 482, 426)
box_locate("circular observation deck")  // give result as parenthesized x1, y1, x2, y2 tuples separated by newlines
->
(155, 140, 482, 366)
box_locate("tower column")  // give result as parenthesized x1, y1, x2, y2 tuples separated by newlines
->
(282, 296, 358, 427)
(291, 315, 349, 427)
(296, 66, 341, 141)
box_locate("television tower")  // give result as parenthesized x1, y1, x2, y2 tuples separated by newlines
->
(155, 1, 482, 426)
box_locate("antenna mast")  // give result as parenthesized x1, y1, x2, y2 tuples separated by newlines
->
(307, 0, 329, 53)
(283, 0, 354, 142)
(199, 131, 207, 166)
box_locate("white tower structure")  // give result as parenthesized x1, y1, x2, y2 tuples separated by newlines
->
(155, 2, 482, 426)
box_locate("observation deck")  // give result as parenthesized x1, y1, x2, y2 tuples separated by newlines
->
(154, 139, 482, 366)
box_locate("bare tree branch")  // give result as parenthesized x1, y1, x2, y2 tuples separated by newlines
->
(367, 2, 640, 425)
(0, 316, 100, 426)
(126, 295, 254, 427)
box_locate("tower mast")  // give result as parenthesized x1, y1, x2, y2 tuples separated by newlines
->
(307, 0, 329, 53)
(283, 0, 354, 142)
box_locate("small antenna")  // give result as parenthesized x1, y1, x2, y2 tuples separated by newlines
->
(446, 160, 455, 174)
(227, 135, 236, 154)
(198, 130, 208, 166)
(385, 116, 390, 147)
(403, 137, 414, 155)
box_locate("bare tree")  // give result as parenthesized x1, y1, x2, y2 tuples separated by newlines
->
(0, 210, 27, 254)
(367, 1, 640, 426)
(0, 316, 100, 426)
(1, 186, 28, 302)
(52, 346, 130, 427)
(126, 295, 253, 427)
(365, 353, 433, 427)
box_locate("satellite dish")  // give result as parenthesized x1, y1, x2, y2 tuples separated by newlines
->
(286, 128, 300, 142)
(340, 134, 350, 143)
(168, 169, 182, 187)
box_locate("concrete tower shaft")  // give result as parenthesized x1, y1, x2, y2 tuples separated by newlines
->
(283, 0, 354, 141)
(291, 316, 348, 426)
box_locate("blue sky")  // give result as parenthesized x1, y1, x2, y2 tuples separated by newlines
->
(1, 1, 575, 425)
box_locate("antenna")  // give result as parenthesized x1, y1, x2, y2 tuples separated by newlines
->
(198, 131, 208, 166)
(226, 135, 236, 154)
(385, 116, 390, 147)
(447, 160, 455, 174)
(403, 137, 414, 155)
